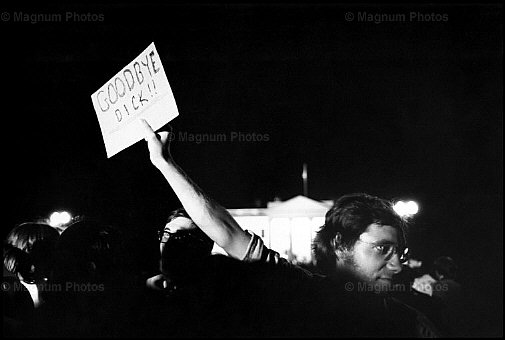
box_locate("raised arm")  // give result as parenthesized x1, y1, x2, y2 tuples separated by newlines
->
(140, 119, 251, 259)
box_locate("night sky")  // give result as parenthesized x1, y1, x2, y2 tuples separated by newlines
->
(3, 2, 502, 335)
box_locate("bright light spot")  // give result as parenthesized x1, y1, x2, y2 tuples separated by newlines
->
(49, 211, 72, 227)
(406, 201, 419, 215)
(393, 201, 407, 216)
(49, 212, 61, 227)
(59, 211, 72, 224)
(393, 200, 419, 217)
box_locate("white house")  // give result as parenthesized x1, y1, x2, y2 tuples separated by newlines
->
(213, 195, 333, 264)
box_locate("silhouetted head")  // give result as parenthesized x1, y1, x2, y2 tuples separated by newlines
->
(432, 256, 458, 281)
(52, 217, 124, 286)
(158, 208, 214, 282)
(4, 222, 59, 283)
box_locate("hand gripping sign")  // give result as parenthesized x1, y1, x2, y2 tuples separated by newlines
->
(91, 42, 179, 158)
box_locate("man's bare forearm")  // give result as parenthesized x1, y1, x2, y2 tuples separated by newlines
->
(155, 159, 251, 259)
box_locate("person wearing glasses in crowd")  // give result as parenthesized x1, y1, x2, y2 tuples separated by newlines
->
(139, 119, 445, 337)
(145, 208, 214, 294)
(138, 208, 228, 337)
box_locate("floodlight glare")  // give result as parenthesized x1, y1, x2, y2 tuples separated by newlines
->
(393, 201, 407, 216)
(49, 211, 72, 227)
(59, 211, 72, 224)
(406, 201, 419, 215)
(393, 200, 419, 217)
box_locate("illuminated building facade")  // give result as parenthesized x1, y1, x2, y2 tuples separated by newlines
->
(213, 195, 333, 264)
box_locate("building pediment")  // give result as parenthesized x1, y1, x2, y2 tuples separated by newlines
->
(267, 195, 332, 217)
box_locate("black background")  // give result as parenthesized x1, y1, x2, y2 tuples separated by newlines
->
(3, 2, 502, 336)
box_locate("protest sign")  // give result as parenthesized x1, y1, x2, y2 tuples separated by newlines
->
(91, 42, 178, 157)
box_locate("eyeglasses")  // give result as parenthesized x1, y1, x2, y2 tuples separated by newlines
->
(356, 239, 410, 263)
(158, 229, 209, 247)
(159, 229, 189, 243)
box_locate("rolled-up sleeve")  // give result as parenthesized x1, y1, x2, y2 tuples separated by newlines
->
(240, 231, 321, 281)
(241, 230, 284, 265)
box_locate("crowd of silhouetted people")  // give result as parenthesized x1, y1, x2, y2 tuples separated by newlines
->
(3, 212, 472, 338)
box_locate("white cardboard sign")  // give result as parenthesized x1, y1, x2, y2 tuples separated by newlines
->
(91, 42, 179, 158)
